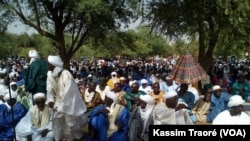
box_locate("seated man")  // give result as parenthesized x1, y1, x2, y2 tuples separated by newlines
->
(128, 95, 155, 141)
(175, 99, 194, 125)
(177, 83, 195, 110)
(153, 90, 178, 125)
(149, 82, 165, 105)
(213, 95, 250, 124)
(0, 92, 27, 140)
(86, 91, 130, 141)
(125, 82, 146, 111)
(190, 90, 211, 123)
(206, 85, 231, 122)
(16, 92, 54, 141)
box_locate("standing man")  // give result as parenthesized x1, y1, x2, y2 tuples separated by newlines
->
(46, 55, 87, 141)
(25, 49, 48, 103)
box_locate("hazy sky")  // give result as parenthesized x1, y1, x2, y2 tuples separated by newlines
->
(7, 21, 37, 35)
(7, 19, 141, 35)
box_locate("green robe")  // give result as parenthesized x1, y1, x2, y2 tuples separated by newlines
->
(24, 58, 48, 94)
(124, 90, 146, 111)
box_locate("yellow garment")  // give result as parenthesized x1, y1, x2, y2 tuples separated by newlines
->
(107, 78, 120, 90)
(149, 91, 165, 105)
(32, 105, 50, 128)
(82, 90, 102, 111)
(107, 104, 122, 137)
(191, 99, 210, 123)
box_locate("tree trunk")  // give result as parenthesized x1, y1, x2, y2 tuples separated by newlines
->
(56, 43, 70, 71)
(60, 53, 70, 71)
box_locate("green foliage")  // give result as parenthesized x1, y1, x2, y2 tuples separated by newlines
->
(0, 0, 138, 69)
(0, 33, 16, 59)
(133, 0, 250, 72)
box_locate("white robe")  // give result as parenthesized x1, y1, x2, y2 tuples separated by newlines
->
(15, 105, 54, 141)
(153, 102, 176, 125)
(212, 110, 250, 125)
(175, 109, 194, 125)
(139, 85, 152, 95)
(46, 70, 87, 141)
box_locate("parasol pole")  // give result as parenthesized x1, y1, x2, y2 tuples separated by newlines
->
(186, 38, 194, 51)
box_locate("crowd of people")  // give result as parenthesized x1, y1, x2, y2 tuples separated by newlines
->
(0, 50, 250, 141)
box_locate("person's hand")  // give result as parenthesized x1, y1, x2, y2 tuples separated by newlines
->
(0, 95, 4, 101)
(120, 100, 126, 106)
(25, 91, 31, 96)
(132, 97, 139, 102)
(48, 102, 54, 108)
(132, 104, 139, 111)
(175, 103, 187, 111)
(98, 109, 110, 114)
(40, 129, 50, 137)
(26, 135, 32, 141)
(117, 122, 123, 129)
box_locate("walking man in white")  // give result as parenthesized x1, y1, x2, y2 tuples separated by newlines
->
(46, 55, 87, 141)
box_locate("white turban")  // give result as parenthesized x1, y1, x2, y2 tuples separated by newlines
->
(33, 93, 46, 100)
(4, 92, 17, 101)
(48, 55, 64, 68)
(141, 79, 148, 84)
(164, 90, 177, 99)
(111, 72, 117, 76)
(105, 91, 118, 103)
(165, 76, 171, 80)
(88, 74, 93, 78)
(10, 81, 17, 86)
(29, 49, 39, 58)
(139, 95, 154, 105)
(228, 95, 245, 107)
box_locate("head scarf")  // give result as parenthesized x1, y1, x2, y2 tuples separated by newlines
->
(10, 81, 17, 86)
(139, 95, 154, 105)
(139, 95, 155, 131)
(33, 93, 46, 100)
(48, 55, 64, 68)
(228, 95, 245, 107)
(141, 79, 148, 84)
(111, 71, 117, 76)
(48, 55, 64, 77)
(29, 49, 40, 58)
(29, 49, 40, 64)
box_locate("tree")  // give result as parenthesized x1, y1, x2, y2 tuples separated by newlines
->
(0, 33, 17, 59)
(1, 0, 135, 69)
(137, 0, 250, 72)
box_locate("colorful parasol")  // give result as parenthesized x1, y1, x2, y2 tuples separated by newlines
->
(168, 50, 207, 84)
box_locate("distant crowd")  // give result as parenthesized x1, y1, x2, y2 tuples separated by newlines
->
(0, 51, 250, 141)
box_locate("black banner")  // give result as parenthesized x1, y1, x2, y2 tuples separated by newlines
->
(149, 125, 250, 140)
